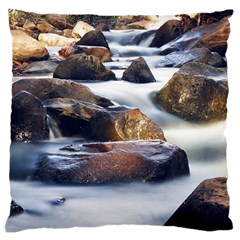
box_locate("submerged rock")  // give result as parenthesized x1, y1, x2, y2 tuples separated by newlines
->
(11, 30, 49, 62)
(122, 57, 156, 83)
(10, 200, 24, 217)
(44, 98, 102, 136)
(156, 62, 228, 122)
(159, 17, 231, 56)
(165, 177, 232, 231)
(11, 91, 49, 142)
(89, 106, 166, 141)
(34, 140, 190, 184)
(12, 78, 113, 108)
(156, 48, 226, 68)
(53, 53, 116, 81)
(59, 45, 112, 62)
(75, 30, 110, 50)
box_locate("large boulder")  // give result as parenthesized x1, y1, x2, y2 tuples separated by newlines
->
(159, 17, 231, 56)
(156, 62, 228, 122)
(38, 33, 79, 47)
(150, 20, 184, 48)
(33, 140, 190, 184)
(156, 48, 226, 68)
(53, 53, 116, 81)
(75, 30, 110, 50)
(72, 20, 95, 38)
(12, 78, 113, 108)
(44, 98, 102, 137)
(59, 45, 112, 62)
(122, 57, 156, 83)
(89, 106, 166, 141)
(11, 91, 49, 142)
(11, 30, 49, 62)
(165, 177, 232, 231)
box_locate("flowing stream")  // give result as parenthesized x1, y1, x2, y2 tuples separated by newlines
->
(6, 30, 228, 231)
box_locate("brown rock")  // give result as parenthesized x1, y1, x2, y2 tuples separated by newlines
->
(122, 57, 156, 83)
(44, 14, 69, 30)
(11, 30, 49, 62)
(58, 45, 112, 62)
(12, 78, 113, 108)
(159, 17, 231, 56)
(156, 62, 228, 122)
(89, 106, 166, 141)
(165, 177, 232, 231)
(60, 29, 73, 38)
(11, 91, 49, 142)
(53, 53, 116, 81)
(38, 33, 79, 47)
(34, 140, 190, 184)
(75, 30, 110, 50)
(36, 20, 58, 33)
(44, 98, 102, 137)
(22, 19, 37, 31)
(150, 20, 184, 48)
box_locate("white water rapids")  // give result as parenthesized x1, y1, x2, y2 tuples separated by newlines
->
(6, 29, 228, 232)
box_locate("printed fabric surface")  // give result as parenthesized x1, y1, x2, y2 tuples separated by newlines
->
(6, 9, 233, 232)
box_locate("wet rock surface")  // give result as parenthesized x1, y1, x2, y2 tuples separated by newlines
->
(156, 62, 228, 122)
(22, 60, 58, 74)
(159, 18, 231, 56)
(75, 30, 110, 50)
(156, 48, 226, 68)
(34, 141, 190, 184)
(90, 106, 166, 141)
(10, 200, 24, 217)
(12, 78, 113, 108)
(53, 53, 116, 81)
(122, 57, 156, 83)
(44, 98, 102, 136)
(11, 91, 49, 142)
(165, 177, 232, 231)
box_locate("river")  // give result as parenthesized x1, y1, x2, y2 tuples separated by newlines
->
(6, 29, 228, 231)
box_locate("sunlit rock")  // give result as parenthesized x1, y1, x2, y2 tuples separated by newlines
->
(72, 20, 95, 38)
(38, 33, 79, 47)
(11, 30, 49, 62)
(156, 62, 228, 122)
(89, 106, 166, 141)
(59, 45, 112, 62)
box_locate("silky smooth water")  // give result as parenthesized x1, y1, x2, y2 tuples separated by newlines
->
(6, 29, 228, 232)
